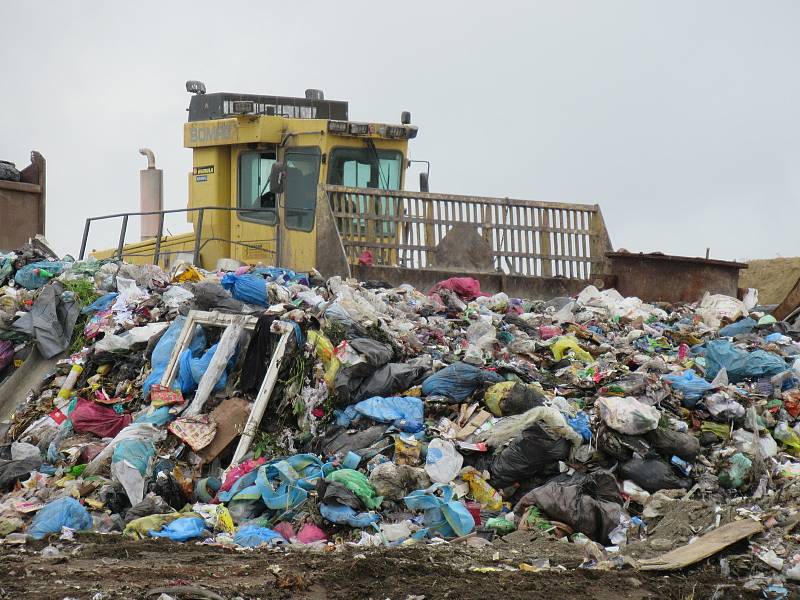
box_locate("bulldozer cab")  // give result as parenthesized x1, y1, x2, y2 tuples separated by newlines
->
(183, 87, 413, 273)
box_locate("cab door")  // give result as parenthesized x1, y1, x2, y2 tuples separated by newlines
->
(231, 148, 279, 265)
(277, 146, 322, 272)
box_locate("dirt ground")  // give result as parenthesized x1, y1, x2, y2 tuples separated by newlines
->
(0, 534, 785, 600)
(741, 257, 800, 305)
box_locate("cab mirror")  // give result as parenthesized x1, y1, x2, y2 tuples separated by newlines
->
(419, 172, 429, 193)
(269, 162, 287, 194)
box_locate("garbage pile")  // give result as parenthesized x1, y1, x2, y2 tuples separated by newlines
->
(1, 247, 800, 591)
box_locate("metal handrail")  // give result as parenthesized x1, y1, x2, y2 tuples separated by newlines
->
(79, 205, 277, 265)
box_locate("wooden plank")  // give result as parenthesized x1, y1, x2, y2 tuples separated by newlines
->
(229, 329, 292, 466)
(638, 519, 764, 571)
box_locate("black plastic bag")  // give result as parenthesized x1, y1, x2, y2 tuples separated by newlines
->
(644, 428, 700, 462)
(0, 458, 41, 491)
(123, 494, 171, 524)
(316, 479, 364, 510)
(619, 457, 693, 493)
(596, 425, 652, 462)
(349, 338, 393, 367)
(354, 361, 431, 403)
(514, 471, 624, 543)
(316, 425, 389, 457)
(489, 422, 570, 488)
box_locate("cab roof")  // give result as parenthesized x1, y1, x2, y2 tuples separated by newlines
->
(188, 92, 348, 122)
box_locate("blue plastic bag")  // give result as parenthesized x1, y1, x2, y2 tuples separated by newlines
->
(149, 517, 207, 541)
(421, 362, 503, 401)
(112, 439, 154, 474)
(14, 261, 66, 290)
(404, 483, 474, 538)
(81, 292, 118, 314)
(718, 318, 757, 337)
(319, 502, 379, 528)
(233, 525, 286, 547)
(28, 497, 93, 539)
(227, 454, 330, 511)
(567, 411, 592, 442)
(221, 273, 267, 306)
(353, 396, 424, 432)
(143, 317, 207, 398)
(705, 339, 786, 383)
(135, 406, 175, 426)
(252, 266, 309, 286)
(663, 370, 715, 407)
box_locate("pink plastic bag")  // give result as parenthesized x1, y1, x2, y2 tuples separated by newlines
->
(71, 398, 133, 438)
(539, 325, 561, 340)
(429, 277, 488, 301)
(219, 457, 267, 493)
(273, 521, 296, 541)
(297, 523, 327, 544)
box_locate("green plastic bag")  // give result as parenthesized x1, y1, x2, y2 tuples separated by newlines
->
(326, 469, 383, 510)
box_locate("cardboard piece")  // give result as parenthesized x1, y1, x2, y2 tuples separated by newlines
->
(638, 519, 764, 571)
(197, 397, 252, 463)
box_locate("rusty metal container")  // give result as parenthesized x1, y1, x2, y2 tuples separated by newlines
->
(606, 251, 746, 303)
(0, 151, 45, 250)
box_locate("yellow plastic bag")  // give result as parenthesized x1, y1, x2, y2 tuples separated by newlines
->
(700, 421, 730, 440)
(461, 466, 503, 510)
(124, 512, 182, 539)
(484, 381, 516, 417)
(171, 263, 204, 283)
(213, 505, 235, 533)
(308, 330, 340, 387)
(551, 336, 593, 363)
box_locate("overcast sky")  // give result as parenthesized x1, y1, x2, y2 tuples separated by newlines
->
(2, 1, 799, 262)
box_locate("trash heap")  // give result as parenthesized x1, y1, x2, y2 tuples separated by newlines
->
(1, 247, 800, 590)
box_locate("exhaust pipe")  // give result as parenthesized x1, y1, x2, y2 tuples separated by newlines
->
(139, 148, 163, 241)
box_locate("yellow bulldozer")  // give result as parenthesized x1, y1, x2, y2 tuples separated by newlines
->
(85, 81, 613, 298)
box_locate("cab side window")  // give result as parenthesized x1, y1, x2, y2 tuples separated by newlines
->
(238, 151, 277, 223)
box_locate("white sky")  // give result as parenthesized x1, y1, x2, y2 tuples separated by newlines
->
(2, 1, 799, 261)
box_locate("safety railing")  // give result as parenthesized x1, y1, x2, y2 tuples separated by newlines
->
(324, 186, 612, 279)
(78, 206, 276, 266)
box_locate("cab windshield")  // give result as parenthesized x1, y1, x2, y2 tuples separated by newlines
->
(327, 147, 402, 190)
(327, 146, 403, 238)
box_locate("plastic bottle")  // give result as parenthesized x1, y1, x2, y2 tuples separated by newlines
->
(57, 364, 83, 401)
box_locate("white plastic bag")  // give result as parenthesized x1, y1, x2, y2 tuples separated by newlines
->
(596, 396, 660, 435)
(84, 423, 167, 476)
(162, 286, 195, 308)
(425, 439, 463, 484)
(94, 322, 169, 352)
(731, 429, 778, 458)
(11, 441, 41, 461)
(696, 293, 746, 328)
